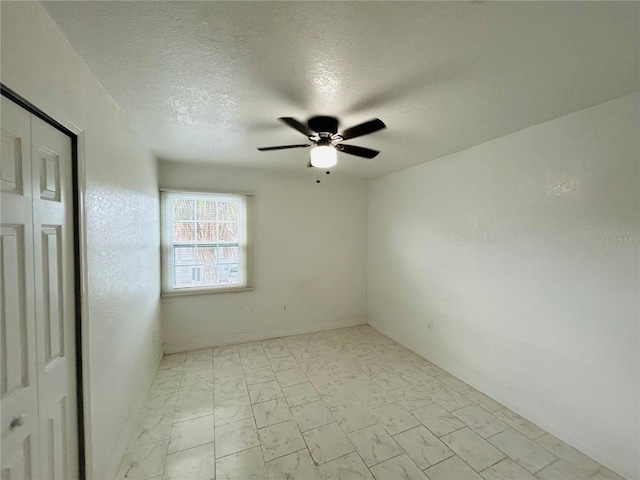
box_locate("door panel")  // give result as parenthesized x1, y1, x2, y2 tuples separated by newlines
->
(42, 395, 68, 480)
(41, 226, 64, 366)
(37, 149, 60, 203)
(31, 114, 78, 480)
(1, 130, 24, 195)
(1, 226, 30, 396)
(1, 435, 34, 480)
(0, 97, 40, 480)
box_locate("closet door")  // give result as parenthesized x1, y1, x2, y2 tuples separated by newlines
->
(1, 98, 40, 479)
(31, 114, 78, 480)
(0, 96, 78, 479)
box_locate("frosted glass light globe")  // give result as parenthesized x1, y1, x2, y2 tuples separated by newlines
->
(310, 146, 337, 168)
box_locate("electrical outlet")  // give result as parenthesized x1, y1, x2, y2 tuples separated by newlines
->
(427, 321, 433, 333)
(283, 304, 287, 311)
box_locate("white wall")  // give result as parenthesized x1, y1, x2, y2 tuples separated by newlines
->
(1, 4, 162, 479)
(159, 160, 368, 353)
(368, 93, 639, 479)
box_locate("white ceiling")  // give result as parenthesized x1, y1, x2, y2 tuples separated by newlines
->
(44, 1, 638, 179)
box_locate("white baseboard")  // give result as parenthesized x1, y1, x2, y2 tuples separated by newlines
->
(105, 346, 164, 480)
(367, 315, 540, 423)
(164, 315, 367, 354)
(367, 316, 632, 480)
(369, 314, 518, 406)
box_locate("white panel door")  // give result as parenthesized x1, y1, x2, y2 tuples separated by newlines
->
(30, 114, 78, 480)
(0, 97, 78, 480)
(0, 98, 40, 480)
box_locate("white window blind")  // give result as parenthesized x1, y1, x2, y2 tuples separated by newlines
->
(160, 190, 254, 295)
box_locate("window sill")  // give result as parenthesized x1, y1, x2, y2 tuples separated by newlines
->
(161, 286, 255, 298)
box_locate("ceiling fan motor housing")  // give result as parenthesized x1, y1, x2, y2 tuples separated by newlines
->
(308, 116, 339, 135)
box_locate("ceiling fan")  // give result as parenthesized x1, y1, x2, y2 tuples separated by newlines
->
(257, 116, 386, 168)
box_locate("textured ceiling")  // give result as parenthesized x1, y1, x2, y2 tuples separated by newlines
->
(44, 1, 639, 178)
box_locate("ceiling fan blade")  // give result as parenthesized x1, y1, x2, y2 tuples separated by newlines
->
(278, 117, 315, 137)
(336, 144, 380, 159)
(339, 118, 386, 140)
(257, 144, 311, 151)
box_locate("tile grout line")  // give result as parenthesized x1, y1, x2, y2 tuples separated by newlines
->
(160, 353, 187, 477)
(285, 340, 377, 476)
(130, 327, 607, 480)
(247, 341, 312, 470)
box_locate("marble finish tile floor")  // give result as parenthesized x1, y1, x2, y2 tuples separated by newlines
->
(118, 325, 621, 480)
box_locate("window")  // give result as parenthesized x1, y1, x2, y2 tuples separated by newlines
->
(160, 190, 253, 295)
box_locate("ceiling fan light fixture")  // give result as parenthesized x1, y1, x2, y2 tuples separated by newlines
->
(310, 145, 337, 168)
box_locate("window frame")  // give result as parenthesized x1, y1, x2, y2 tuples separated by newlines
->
(160, 189, 254, 296)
